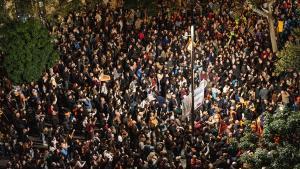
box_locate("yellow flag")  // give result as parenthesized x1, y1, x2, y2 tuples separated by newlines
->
(187, 39, 192, 51)
(278, 21, 284, 33)
(186, 38, 196, 52)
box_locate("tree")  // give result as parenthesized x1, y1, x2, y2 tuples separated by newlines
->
(231, 0, 278, 52)
(293, 28, 300, 45)
(0, 0, 11, 24)
(275, 43, 300, 74)
(275, 28, 300, 74)
(239, 108, 300, 169)
(249, 0, 278, 52)
(0, 19, 59, 84)
(124, 0, 157, 16)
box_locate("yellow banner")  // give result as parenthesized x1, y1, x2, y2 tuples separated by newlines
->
(278, 21, 284, 33)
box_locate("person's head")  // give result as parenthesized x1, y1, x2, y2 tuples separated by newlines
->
(15, 112, 20, 118)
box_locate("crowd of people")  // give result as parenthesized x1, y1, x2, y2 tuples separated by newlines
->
(0, 0, 299, 168)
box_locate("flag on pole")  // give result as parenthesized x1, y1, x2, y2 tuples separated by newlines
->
(186, 38, 196, 52)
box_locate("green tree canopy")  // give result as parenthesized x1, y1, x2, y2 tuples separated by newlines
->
(275, 29, 300, 73)
(239, 108, 300, 169)
(0, 19, 59, 84)
(275, 43, 300, 73)
(275, 28, 300, 74)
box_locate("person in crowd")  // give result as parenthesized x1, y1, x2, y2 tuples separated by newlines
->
(0, 0, 299, 168)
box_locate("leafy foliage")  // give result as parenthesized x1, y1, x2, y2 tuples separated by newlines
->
(239, 109, 300, 169)
(275, 43, 300, 74)
(54, 0, 83, 16)
(275, 23, 300, 74)
(238, 120, 259, 151)
(292, 28, 300, 45)
(0, 19, 59, 84)
(14, 0, 33, 18)
(239, 131, 259, 150)
(124, 0, 157, 16)
(0, 0, 10, 24)
(45, 0, 105, 21)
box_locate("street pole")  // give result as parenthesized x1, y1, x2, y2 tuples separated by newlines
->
(182, 3, 195, 124)
(191, 0, 195, 123)
(191, 25, 195, 122)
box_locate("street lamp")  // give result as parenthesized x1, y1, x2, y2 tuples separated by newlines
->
(183, 24, 195, 122)
(183, 0, 196, 123)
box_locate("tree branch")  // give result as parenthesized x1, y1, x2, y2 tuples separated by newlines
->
(267, 0, 276, 6)
(252, 7, 269, 18)
(261, 7, 270, 14)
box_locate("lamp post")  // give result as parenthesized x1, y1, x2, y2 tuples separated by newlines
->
(186, 4, 196, 168)
(190, 25, 195, 122)
(183, 26, 195, 123)
(182, 1, 195, 123)
(191, 0, 195, 123)
(190, 1, 196, 155)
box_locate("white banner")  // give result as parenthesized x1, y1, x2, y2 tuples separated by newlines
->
(194, 80, 207, 109)
(181, 80, 207, 119)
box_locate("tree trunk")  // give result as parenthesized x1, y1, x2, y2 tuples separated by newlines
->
(268, 15, 278, 52)
(268, 3, 278, 52)
(251, 2, 278, 53)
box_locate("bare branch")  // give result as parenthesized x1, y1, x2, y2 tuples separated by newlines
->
(252, 7, 269, 18)
(261, 7, 269, 14)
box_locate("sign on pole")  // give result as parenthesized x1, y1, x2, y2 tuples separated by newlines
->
(182, 79, 207, 119)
